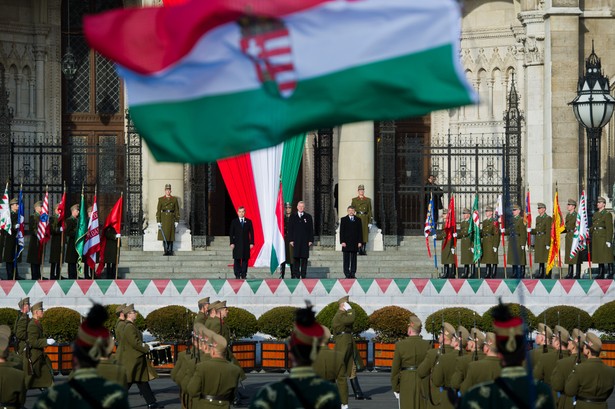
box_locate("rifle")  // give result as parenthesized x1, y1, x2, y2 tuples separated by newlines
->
(543, 313, 548, 353)
(558, 311, 562, 359)
(472, 313, 478, 361)
(576, 313, 581, 365)
(24, 341, 34, 376)
(458, 311, 462, 357)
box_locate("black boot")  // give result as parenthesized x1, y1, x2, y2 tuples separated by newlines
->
(350, 377, 371, 400)
(279, 263, 285, 279)
(574, 263, 581, 279)
(608, 264, 614, 280)
(469, 264, 477, 279)
(542, 264, 551, 279)
(492, 265, 498, 279)
(167, 241, 174, 256)
(520, 265, 526, 279)
(460, 265, 468, 279)
(565, 265, 574, 279)
(484, 265, 491, 279)
(597, 264, 606, 279)
(439, 265, 449, 279)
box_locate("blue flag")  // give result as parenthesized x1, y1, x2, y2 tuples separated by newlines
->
(15, 189, 25, 261)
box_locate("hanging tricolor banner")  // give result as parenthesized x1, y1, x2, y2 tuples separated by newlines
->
(83, 0, 476, 163)
(83, 195, 101, 270)
(0, 183, 11, 233)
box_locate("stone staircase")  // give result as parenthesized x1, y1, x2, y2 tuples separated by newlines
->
(118, 236, 438, 279)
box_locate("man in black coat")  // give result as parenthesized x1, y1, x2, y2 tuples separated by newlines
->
(229, 206, 254, 279)
(339, 205, 362, 278)
(288, 201, 314, 279)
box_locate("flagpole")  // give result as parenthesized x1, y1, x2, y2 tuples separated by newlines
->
(92, 185, 97, 281)
(115, 192, 123, 280)
(58, 181, 66, 279)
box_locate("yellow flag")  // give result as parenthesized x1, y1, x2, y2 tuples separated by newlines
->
(547, 190, 565, 274)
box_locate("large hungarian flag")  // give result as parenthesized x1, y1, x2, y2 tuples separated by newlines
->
(83, 195, 101, 270)
(547, 190, 565, 274)
(84, 0, 476, 163)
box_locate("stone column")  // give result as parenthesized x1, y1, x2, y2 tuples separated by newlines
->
(34, 45, 45, 120)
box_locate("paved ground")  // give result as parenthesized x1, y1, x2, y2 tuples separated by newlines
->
(24, 370, 615, 408)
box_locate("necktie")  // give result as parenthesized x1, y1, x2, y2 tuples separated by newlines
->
(350, 217, 354, 221)
(241, 218, 244, 225)
(299, 213, 303, 218)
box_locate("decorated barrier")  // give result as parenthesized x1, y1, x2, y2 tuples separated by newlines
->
(0, 279, 613, 323)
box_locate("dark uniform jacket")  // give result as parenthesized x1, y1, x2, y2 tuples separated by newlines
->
(3, 211, 21, 264)
(458, 219, 473, 264)
(122, 320, 156, 383)
(64, 216, 79, 264)
(313, 347, 348, 405)
(27, 213, 43, 264)
(186, 356, 243, 409)
(432, 348, 462, 409)
(451, 350, 486, 390)
(350, 196, 372, 243)
(339, 215, 362, 253)
(0, 361, 26, 407)
(113, 319, 126, 363)
(332, 308, 360, 378)
(533, 213, 553, 264)
(229, 217, 254, 260)
(48, 214, 63, 264)
(103, 226, 119, 265)
(564, 358, 615, 409)
(26, 319, 53, 388)
(551, 354, 586, 409)
(481, 217, 500, 264)
(391, 335, 430, 409)
(14, 312, 29, 356)
(156, 195, 180, 242)
(283, 214, 293, 264)
(418, 344, 455, 409)
(590, 209, 614, 264)
(534, 349, 570, 387)
(460, 355, 501, 394)
(96, 359, 128, 388)
(507, 215, 527, 265)
(564, 211, 579, 265)
(288, 212, 314, 259)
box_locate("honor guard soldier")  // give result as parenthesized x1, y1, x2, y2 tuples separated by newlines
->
(249, 302, 342, 409)
(418, 322, 457, 409)
(437, 209, 456, 278)
(64, 204, 80, 279)
(34, 304, 129, 409)
(460, 300, 555, 409)
(14, 297, 30, 357)
(565, 332, 615, 409)
(5, 198, 23, 280)
(48, 204, 63, 280)
(460, 332, 501, 394)
(458, 208, 474, 278)
(0, 324, 26, 408)
(194, 297, 210, 327)
(551, 329, 586, 409)
(530, 323, 554, 372)
(564, 199, 581, 279)
(279, 202, 293, 278)
(351, 184, 372, 255)
(532, 202, 553, 279)
(534, 325, 570, 388)
(26, 301, 55, 390)
(481, 206, 500, 278)
(391, 315, 430, 409)
(313, 326, 348, 409)
(332, 295, 369, 400)
(590, 196, 614, 279)
(505, 204, 527, 279)
(156, 183, 180, 256)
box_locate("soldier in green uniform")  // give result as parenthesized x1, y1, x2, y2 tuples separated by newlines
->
(313, 325, 348, 408)
(0, 324, 26, 408)
(564, 199, 581, 279)
(194, 297, 210, 327)
(34, 303, 129, 409)
(279, 202, 293, 278)
(112, 304, 126, 362)
(418, 322, 456, 409)
(458, 208, 474, 278)
(481, 206, 500, 278)
(4, 198, 23, 280)
(532, 202, 553, 279)
(14, 297, 30, 358)
(122, 304, 163, 408)
(529, 323, 554, 373)
(48, 204, 63, 280)
(460, 332, 501, 394)
(459, 300, 555, 409)
(432, 325, 465, 408)
(156, 183, 180, 256)
(551, 329, 586, 409)
(590, 196, 614, 279)
(26, 301, 55, 389)
(350, 184, 372, 256)
(102, 224, 120, 279)
(437, 209, 456, 278)
(27, 201, 44, 280)
(332, 295, 369, 400)
(451, 327, 485, 391)
(565, 332, 615, 409)
(534, 325, 570, 388)
(391, 315, 430, 409)
(505, 204, 527, 279)
(249, 302, 341, 409)
(175, 327, 206, 409)
(64, 204, 80, 279)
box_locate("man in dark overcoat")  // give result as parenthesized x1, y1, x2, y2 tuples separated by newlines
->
(288, 201, 314, 279)
(229, 206, 254, 279)
(48, 204, 63, 280)
(339, 205, 363, 278)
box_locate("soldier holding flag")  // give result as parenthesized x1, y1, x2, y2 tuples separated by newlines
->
(480, 206, 499, 279)
(564, 199, 580, 279)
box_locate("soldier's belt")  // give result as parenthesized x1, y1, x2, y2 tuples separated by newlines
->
(594, 227, 606, 230)
(401, 366, 418, 371)
(356, 212, 367, 215)
(576, 396, 607, 403)
(203, 394, 230, 403)
(161, 210, 174, 213)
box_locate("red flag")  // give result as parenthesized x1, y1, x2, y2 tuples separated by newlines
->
(96, 196, 123, 277)
(57, 191, 67, 230)
(442, 195, 455, 250)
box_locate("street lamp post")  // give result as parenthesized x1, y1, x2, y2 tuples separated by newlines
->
(570, 43, 615, 220)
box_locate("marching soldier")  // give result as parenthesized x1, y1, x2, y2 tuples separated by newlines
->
(564, 332, 615, 409)
(590, 196, 614, 279)
(418, 322, 456, 409)
(564, 199, 581, 279)
(534, 325, 570, 388)
(174, 329, 205, 409)
(530, 323, 554, 372)
(481, 206, 499, 278)
(4, 198, 23, 280)
(551, 329, 586, 409)
(532, 202, 553, 279)
(48, 204, 63, 280)
(437, 209, 456, 279)
(458, 208, 474, 278)
(451, 327, 485, 391)
(391, 315, 430, 409)
(0, 324, 26, 408)
(460, 332, 500, 394)
(156, 183, 180, 256)
(351, 184, 372, 255)
(14, 297, 30, 357)
(506, 204, 527, 279)
(26, 301, 55, 389)
(459, 300, 554, 408)
(112, 304, 126, 362)
(194, 297, 210, 327)
(332, 295, 369, 400)
(64, 204, 80, 279)
(313, 326, 348, 409)
(279, 202, 293, 278)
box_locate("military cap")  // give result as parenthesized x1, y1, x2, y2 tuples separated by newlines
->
(34, 201, 43, 208)
(338, 295, 350, 305)
(198, 297, 210, 306)
(123, 303, 135, 314)
(553, 325, 570, 345)
(0, 324, 10, 340)
(462, 208, 471, 214)
(469, 328, 486, 347)
(485, 206, 494, 212)
(115, 304, 126, 314)
(584, 331, 602, 353)
(512, 204, 521, 211)
(214, 300, 227, 310)
(18, 297, 30, 309)
(285, 202, 292, 208)
(537, 323, 553, 339)
(485, 332, 496, 351)
(9, 198, 18, 205)
(31, 301, 44, 312)
(456, 325, 470, 347)
(597, 196, 606, 203)
(569, 328, 585, 346)
(165, 184, 172, 189)
(207, 301, 220, 312)
(567, 198, 577, 206)
(289, 302, 325, 362)
(76, 304, 113, 360)
(537, 202, 546, 209)
(0, 331, 8, 353)
(70, 203, 80, 212)
(442, 322, 456, 340)
(358, 184, 365, 190)
(408, 315, 422, 330)
(212, 333, 228, 354)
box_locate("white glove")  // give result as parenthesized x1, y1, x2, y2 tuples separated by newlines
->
(343, 302, 352, 311)
(493, 247, 497, 252)
(46, 338, 55, 345)
(608, 242, 612, 248)
(546, 246, 550, 250)
(527, 228, 532, 233)
(393, 392, 400, 399)
(368, 224, 372, 229)
(500, 228, 505, 234)
(115, 234, 121, 238)
(157, 222, 162, 228)
(341, 405, 349, 409)
(453, 233, 457, 238)
(174, 222, 178, 228)
(470, 248, 474, 253)
(59, 226, 63, 232)
(451, 249, 455, 254)
(521, 245, 526, 250)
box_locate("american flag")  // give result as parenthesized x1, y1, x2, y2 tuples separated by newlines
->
(424, 194, 435, 257)
(37, 190, 50, 246)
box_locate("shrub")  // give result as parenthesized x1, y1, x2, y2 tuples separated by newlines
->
(0, 308, 19, 333)
(104, 304, 146, 335)
(368, 306, 414, 343)
(425, 307, 480, 336)
(41, 307, 82, 343)
(481, 303, 538, 333)
(316, 302, 370, 336)
(146, 305, 195, 342)
(537, 305, 592, 333)
(257, 306, 297, 340)
(592, 300, 615, 336)
(226, 307, 258, 341)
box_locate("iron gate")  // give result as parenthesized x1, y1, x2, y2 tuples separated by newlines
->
(314, 128, 335, 238)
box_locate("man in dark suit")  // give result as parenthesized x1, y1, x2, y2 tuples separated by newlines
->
(339, 205, 362, 278)
(288, 201, 314, 279)
(229, 206, 254, 279)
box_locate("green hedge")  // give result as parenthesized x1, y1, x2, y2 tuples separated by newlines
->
(481, 303, 538, 333)
(316, 302, 370, 336)
(0, 308, 19, 334)
(369, 306, 414, 343)
(41, 307, 82, 343)
(146, 305, 195, 342)
(257, 306, 297, 340)
(592, 300, 615, 336)
(226, 307, 258, 341)
(425, 307, 480, 336)
(537, 305, 592, 333)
